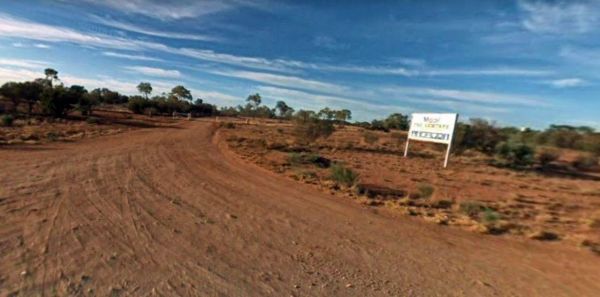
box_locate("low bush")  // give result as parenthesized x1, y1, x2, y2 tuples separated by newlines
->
(362, 131, 379, 144)
(495, 142, 535, 167)
(417, 183, 434, 199)
(293, 114, 335, 144)
(572, 154, 599, 171)
(330, 164, 359, 187)
(537, 148, 559, 167)
(1, 114, 14, 127)
(222, 122, 236, 129)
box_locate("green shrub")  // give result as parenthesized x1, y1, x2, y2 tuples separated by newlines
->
(459, 201, 486, 217)
(481, 208, 501, 223)
(537, 148, 559, 167)
(362, 131, 379, 144)
(495, 142, 535, 167)
(572, 154, 598, 171)
(417, 183, 434, 199)
(1, 114, 14, 127)
(330, 164, 358, 187)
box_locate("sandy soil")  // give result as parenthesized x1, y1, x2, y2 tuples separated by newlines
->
(1, 120, 600, 296)
(221, 121, 600, 250)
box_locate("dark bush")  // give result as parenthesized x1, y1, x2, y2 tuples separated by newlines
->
(572, 154, 599, 171)
(288, 152, 331, 168)
(537, 148, 560, 167)
(1, 114, 14, 126)
(293, 110, 335, 143)
(127, 96, 150, 114)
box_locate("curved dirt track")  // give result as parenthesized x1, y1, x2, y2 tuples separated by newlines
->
(1, 121, 599, 296)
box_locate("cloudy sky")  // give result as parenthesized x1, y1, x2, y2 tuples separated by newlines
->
(1, 0, 599, 128)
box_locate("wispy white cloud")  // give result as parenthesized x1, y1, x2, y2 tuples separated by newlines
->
(518, 0, 599, 34)
(0, 13, 145, 50)
(210, 69, 348, 94)
(124, 66, 182, 78)
(11, 42, 51, 49)
(81, 0, 266, 20)
(0, 59, 50, 69)
(34, 43, 51, 49)
(379, 86, 546, 107)
(256, 85, 413, 121)
(103, 51, 163, 62)
(546, 78, 587, 88)
(0, 13, 555, 79)
(91, 15, 219, 42)
(0, 67, 43, 83)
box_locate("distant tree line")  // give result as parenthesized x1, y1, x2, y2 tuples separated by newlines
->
(0, 68, 128, 117)
(127, 82, 216, 116)
(1, 70, 598, 168)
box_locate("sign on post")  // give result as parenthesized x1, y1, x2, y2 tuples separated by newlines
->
(404, 113, 459, 168)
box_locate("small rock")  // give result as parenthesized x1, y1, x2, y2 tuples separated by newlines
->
(226, 213, 237, 219)
(346, 283, 353, 288)
(294, 284, 300, 289)
(20, 270, 28, 277)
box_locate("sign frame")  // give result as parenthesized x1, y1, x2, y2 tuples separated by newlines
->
(403, 113, 459, 168)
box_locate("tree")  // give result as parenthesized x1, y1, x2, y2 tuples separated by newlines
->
(171, 85, 192, 101)
(246, 93, 261, 108)
(44, 68, 59, 85)
(334, 109, 352, 123)
(383, 113, 409, 130)
(137, 82, 152, 99)
(21, 81, 45, 115)
(318, 107, 335, 120)
(275, 100, 293, 118)
(40, 85, 69, 117)
(0, 82, 22, 113)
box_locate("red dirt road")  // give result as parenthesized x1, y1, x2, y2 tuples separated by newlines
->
(1, 121, 599, 296)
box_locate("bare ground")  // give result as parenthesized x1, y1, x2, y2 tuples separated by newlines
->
(1, 121, 599, 296)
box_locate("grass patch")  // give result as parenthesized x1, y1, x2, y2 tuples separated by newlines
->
(481, 208, 501, 223)
(459, 201, 486, 217)
(330, 164, 359, 187)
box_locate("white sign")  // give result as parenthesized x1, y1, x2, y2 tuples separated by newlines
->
(407, 113, 458, 144)
(404, 113, 459, 168)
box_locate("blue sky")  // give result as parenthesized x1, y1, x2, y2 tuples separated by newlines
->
(0, 0, 599, 128)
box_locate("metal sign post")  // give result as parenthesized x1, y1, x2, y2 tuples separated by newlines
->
(404, 113, 459, 168)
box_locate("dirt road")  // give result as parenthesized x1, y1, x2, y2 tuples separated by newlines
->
(1, 121, 599, 296)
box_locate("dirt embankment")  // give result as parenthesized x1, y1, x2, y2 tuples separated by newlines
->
(1, 120, 600, 296)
